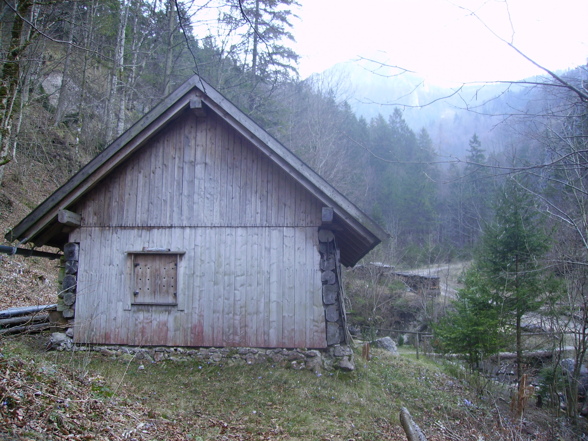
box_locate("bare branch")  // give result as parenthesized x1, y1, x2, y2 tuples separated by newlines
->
(1, 0, 111, 61)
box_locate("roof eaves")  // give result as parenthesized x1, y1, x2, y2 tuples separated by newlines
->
(7, 82, 201, 244)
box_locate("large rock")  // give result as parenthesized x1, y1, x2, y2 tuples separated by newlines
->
(371, 336, 399, 356)
(561, 359, 588, 396)
(49, 332, 72, 351)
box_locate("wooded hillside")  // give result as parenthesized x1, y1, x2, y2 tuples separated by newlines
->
(1, 0, 588, 433)
(0, 0, 584, 267)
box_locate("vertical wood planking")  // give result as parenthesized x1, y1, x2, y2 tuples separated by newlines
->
(95, 228, 107, 343)
(72, 111, 333, 349)
(268, 227, 280, 346)
(311, 227, 326, 347)
(205, 116, 216, 224)
(149, 134, 164, 225)
(198, 227, 210, 346)
(234, 228, 246, 344)
(123, 157, 138, 226)
(282, 227, 295, 346)
(215, 118, 225, 225)
(184, 117, 198, 225)
(266, 150, 275, 226)
(211, 226, 223, 346)
(116, 228, 127, 343)
(189, 117, 201, 225)
(214, 116, 225, 225)
(259, 230, 269, 346)
(294, 227, 307, 347)
(239, 138, 249, 225)
(78, 112, 324, 229)
(172, 118, 186, 226)
(245, 227, 258, 347)
(106, 171, 119, 226)
(114, 165, 125, 226)
(73, 230, 88, 343)
(226, 119, 233, 225)
(135, 138, 151, 226)
(223, 227, 235, 345)
(251, 146, 260, 224)
(161, 127, 173, 226)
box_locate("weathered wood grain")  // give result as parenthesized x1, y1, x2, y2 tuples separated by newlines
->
(72, 111, 327, 348)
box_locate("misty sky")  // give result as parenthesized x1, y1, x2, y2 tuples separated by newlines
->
(292, 0, 588, 84)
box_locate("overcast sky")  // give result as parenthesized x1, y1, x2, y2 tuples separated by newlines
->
(291, 0, 588, 84)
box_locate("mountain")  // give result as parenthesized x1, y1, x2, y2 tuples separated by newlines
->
(317, 60, 529, 158)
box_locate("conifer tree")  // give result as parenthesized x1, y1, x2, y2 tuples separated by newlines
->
(436, 179, 550, 376)
(434, 270, 507, 371)
(476, 179, 550, 378)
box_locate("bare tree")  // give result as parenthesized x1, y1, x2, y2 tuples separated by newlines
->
(0, 0, 34, 185)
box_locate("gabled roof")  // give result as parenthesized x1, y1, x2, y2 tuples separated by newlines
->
(6, 75, 388, 266)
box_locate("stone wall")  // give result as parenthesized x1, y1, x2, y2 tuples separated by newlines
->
(49, 332, 356, 371)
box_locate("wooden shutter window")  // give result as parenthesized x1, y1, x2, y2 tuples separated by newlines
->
(129, 252, 182, 306)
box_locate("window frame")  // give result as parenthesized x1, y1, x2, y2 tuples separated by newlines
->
(125, 250, 185, 309)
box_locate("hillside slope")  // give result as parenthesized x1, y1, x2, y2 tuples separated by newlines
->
(0, 156, 67, 311)
(1, 336, 578, 440)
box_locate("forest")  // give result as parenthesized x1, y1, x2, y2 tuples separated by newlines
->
(0, 0, 588, 431)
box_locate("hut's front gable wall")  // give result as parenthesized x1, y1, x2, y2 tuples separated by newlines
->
(72, 112, 327, 348)
(76, 112, 322, 228)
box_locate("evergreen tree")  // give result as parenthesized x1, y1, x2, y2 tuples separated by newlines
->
(436, 179, 551, 376)
(219, 0, 300, 116)
(434, 270, 507, 371)
(476, 179, 550, 378)
(462, 133, 491, 246)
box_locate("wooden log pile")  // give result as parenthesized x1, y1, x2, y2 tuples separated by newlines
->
(57, 242, 79, 320)
(350, 263, 440, 295)
(393, 272, 440, 293)
(318, 227, 346, 346)
(0, 304, 56, 335)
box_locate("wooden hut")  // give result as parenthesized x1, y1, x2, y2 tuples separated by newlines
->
(6, 75, 387, 349)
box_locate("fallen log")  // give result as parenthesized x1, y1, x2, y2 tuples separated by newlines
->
(0, 314, 49, 327)
(0, 304, 57, 319)
(0, 322, 52, 335)
(400, 407, 428, 441)
(490, 348, 575, 360)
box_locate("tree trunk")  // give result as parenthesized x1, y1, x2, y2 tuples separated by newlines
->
(162, 0, 176, 97)
(105, 0, 129, 143)
(54, 3, 77, 126)
(251, 0, 260, 77)
(78, 0, 97, 152)
(0, 0, 33, 185)
(516, 313, 522, 380)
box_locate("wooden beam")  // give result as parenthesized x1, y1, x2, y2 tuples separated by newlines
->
(58, 209, 81, 227)
(322, 206, 334, 225)
(190, 97, 207, 117)
(31, 222, 65, 248)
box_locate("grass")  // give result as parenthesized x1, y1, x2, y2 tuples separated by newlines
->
(80, 349, 463, 439)
(0, 334, 581, 440)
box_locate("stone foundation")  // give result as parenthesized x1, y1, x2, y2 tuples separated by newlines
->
(49, 332, 356, 371)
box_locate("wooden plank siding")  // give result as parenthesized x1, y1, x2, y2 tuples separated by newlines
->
(72, 112, 327, 348)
